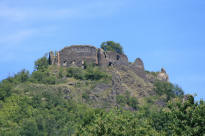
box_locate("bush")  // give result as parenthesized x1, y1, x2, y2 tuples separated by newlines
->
(44, 76, 56, 85)
(14, 69, 30, 83)
(58, 67, 64, 78)
(0, 79, 13, 100)
(66, 67, 85, 80)
(34, 56, 49, 71)
(154, 81, 184, 101)
(82, 92, 90, 101)
(116, 92, 139, 110)
(127, 97, 139, 110)
(20, 119, 39, 136)
(84, 67, 109, 80)
(116, 95, 127, 106)
(30, 70, 57, 84)
(101, 41, 124, 54)
(151, 98, 205, 135)
(66, 66, 111, 81)
(76, 109, 159, 135)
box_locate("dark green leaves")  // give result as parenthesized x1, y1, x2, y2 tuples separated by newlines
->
(101, 41, 124, 54)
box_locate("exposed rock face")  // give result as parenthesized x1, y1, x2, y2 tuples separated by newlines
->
(157, 68, 169, 82)
(134, 58, 144, 70)
(47, 45, 172, 110)
(127, 58, 146, 79)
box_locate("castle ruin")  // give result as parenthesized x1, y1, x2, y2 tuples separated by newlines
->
(49, 45, 131, 68)
(49, 45, 168, 81)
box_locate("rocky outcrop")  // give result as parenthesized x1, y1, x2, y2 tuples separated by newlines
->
(134, 58, 144, 70)
(128, 58, 146, 79)
(157, 68, 169, 82)
(46, 45, 174, 110)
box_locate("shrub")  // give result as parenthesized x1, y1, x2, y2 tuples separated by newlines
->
(116, 95, 127, 106)
(66, 66, 111, 81)
(34, 56, 49, 71)
(58, 68, 64, 78)
(127, 97, 139, 110)
(116, 93, 139, 110)
(44, 76, 56, 84)
(30, 70, 56, 84)
(14, 69, 30, 83)
(66, 67, 85, 80)
(82, 92, 90, 101)
(154, 81, 184, 101)
(0, 79, 13, 100)
(20, 119, 39, 136)
(84, 67, 109, 80)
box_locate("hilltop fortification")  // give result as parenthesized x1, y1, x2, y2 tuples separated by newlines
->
(49, 45, 168, 81)
(49, 45, 130, 68)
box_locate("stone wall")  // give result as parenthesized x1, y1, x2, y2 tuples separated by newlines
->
(49, 45, 130, 68)
(105, 51, 129, 66)
(48, 45, 171, 82)
(97, 50, 129, 67)
(58, 45, 98, 67)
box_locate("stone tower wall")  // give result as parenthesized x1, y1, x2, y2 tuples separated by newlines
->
(58, 45, 98, 67)
(50, 45, 130, 68)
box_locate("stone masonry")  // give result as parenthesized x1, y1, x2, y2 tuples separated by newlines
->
(49, 45, 131, 68)
(49, 45, 169, 81)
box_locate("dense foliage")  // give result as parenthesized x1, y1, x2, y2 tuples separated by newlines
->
(154, 81, 184, 101)
(0, 56, 204, 135)
(151, 97, 205, 136)
(101, 41, 124, 54)
(116, 91, 139, 110)
(66, 66, 111, 81)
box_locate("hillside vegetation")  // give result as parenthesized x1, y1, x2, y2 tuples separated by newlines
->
(0, 45, 204, 136)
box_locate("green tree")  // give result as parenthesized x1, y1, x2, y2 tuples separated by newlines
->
(76, 109, 160, 136)
(20, 119, 39, 136)
(101, 41, 124, 54)
(154, 81, 184, 101)
(14, 69, 30, 83)
(34, 56, 49, 71)
(0, 79, 13, 100)
(30, 70, 56, 84)
(151, 96, 205, 136)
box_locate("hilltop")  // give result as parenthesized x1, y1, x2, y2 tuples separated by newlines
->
(0, 41, 204, 136)
(35, 44, 172, 110)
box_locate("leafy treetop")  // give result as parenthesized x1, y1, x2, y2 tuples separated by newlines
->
(34, 55, 49, 71)
(101, 41, 124, 54)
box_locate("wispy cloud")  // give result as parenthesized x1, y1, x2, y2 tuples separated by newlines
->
(0, 0, 125, 22)
(0, 29, 36, 44)
(0, 0, 125, 46)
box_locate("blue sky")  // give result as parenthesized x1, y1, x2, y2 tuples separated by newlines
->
(0, 0, 205, 100)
